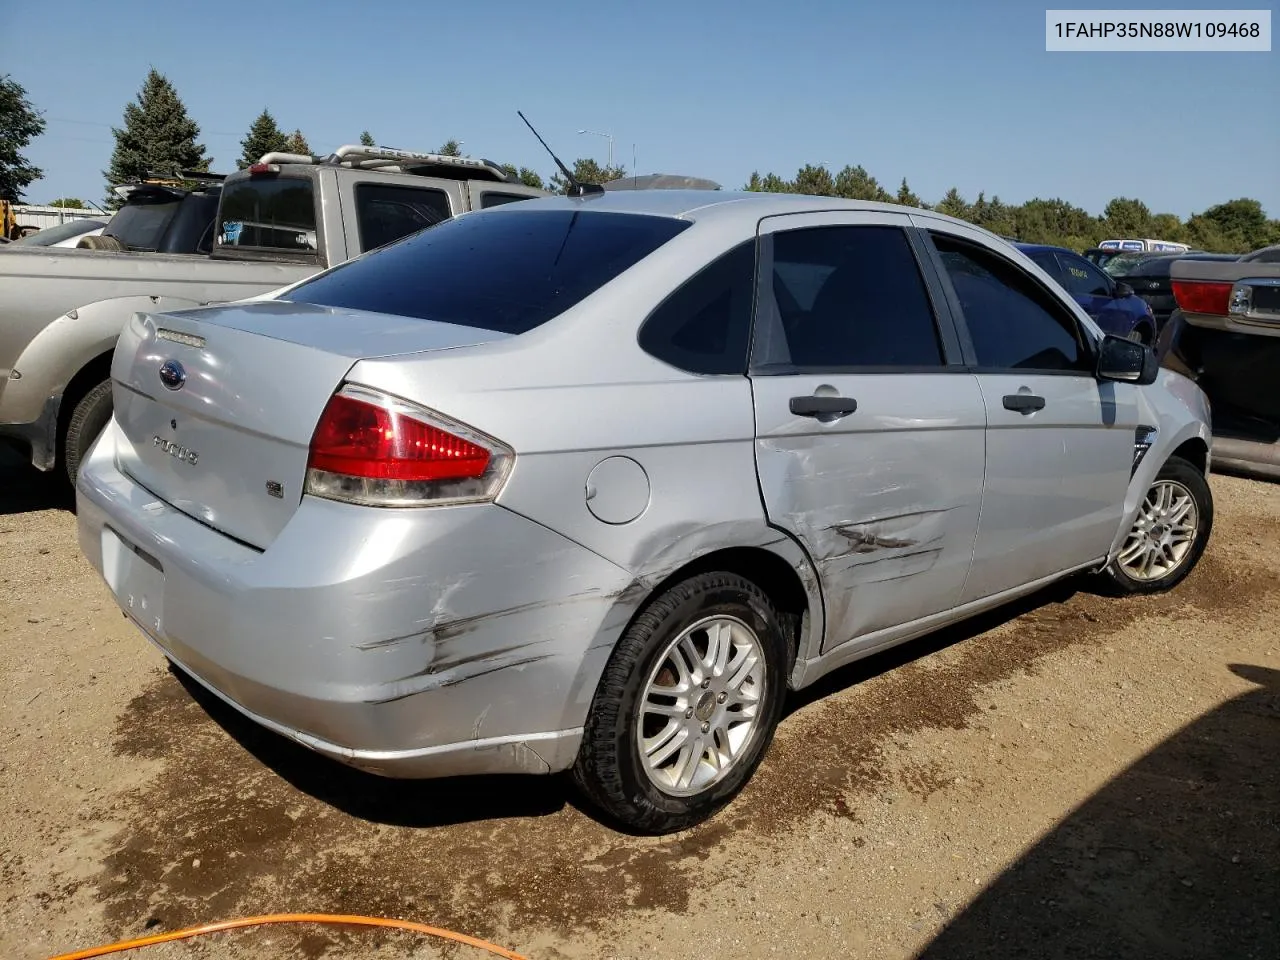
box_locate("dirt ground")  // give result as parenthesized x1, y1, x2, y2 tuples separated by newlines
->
(1, 447, 1277, 960)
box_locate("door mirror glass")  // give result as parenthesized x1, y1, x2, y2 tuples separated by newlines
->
(1114, 281, 1135, 298)
(1097, 334, 1157, 384)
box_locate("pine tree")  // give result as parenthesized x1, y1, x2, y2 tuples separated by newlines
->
(359, 130, 375, 147)
(238, 109, 288, 169)
(437, 139, 462, 157)
(895, 178, 923, 208)
(103, 69, 209, 206)
(283, 129, 311, 156)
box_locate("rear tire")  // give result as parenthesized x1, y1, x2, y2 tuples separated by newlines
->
(63, 380, 113, 487)
(573, 572, 789, 834)
(1104, 455, 1212, 595)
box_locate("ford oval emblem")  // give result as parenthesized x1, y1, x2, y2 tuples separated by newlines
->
(159, 360, 186, 391)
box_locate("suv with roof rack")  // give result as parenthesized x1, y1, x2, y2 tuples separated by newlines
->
(0, 145, 547, 485)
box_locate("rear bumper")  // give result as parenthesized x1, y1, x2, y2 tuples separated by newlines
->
(76, 421, 635, 778)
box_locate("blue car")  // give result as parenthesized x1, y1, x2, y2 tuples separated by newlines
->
(1016, 243, 1157, 344)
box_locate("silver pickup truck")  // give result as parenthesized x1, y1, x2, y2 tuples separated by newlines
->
(0, 146, 546, 484)
(1166, 252, 1280, 478)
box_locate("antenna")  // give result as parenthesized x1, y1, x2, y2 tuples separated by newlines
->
(517, 111, 604, 198)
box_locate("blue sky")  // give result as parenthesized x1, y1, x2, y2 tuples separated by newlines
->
(7, 0, 1278, 217)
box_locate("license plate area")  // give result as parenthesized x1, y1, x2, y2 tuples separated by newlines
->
(102, 527, 165, 635)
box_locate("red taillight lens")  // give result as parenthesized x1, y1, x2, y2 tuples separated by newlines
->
(305, 386, 511, 506)
(1172, 279, 1232, 316)
(309, 392, 489, 481)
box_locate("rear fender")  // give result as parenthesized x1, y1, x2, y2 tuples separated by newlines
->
(3, 295, 206, 426)
(560, 521, 826, 733)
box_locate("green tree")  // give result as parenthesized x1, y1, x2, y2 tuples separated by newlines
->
(833, 165, 891, 201)
(894, 178, 923, 208)
(103, 69, 209, 206)
(935, 187, 971, 221)
(792, 164, 836, 196)
(238, 109, 288, 169)
(1102, 197, 1153, 238)
(0, 74, 47, 202)
(283, 129, 311, 156)
(743, 171, 792, 193)
(1197, 198, 1270, 250)
(359, 130, 375, 147)
(1149, 212, 1186, 242)
(498, 163, 545, 189)
(437, 139, 463, 157)
(49, 197, 86, 208)
(548, 157, 625, 194)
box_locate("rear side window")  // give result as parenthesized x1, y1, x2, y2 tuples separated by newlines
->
(356, 184, 451, 251)
(638, 241, 755, 375)
(932, 234, 1090, 372)
(480, 192, 534, 209)
(216, 177, 318, 257)
(104, 199, 179, 251)
(756, 225, 944, 370)
(284, 210, 691, 334)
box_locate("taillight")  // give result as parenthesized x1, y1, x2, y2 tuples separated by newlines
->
(248, 162, 279, 175)
(1171, 279, 1232, 316)
(305, 384, 512, 507)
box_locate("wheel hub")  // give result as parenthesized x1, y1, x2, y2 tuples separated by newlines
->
(694, 691, 717, 722)
(1117, 479, 1199, 582)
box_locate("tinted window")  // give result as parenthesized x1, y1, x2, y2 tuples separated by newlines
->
(356, 184, 451, 251)
(284, 210, 690, 335)
(104, 199, 179, 251)
(756, 225, 943, 369)
(933, 234, 1089, 372)
(638, 241, 755, 375)
(216, 177, 318, 256)
(1025, 251, 1061, 280)
(480, 192, 534, 209)
(1056, 253, 1112, 297)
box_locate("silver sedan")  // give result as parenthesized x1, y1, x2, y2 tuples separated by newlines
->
(77, 191, 1214, 834)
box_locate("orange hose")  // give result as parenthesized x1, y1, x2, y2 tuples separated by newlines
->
(45, 912, 530, 960)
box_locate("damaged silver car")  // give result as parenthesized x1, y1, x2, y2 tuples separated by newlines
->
(77, 191, 1214, 834)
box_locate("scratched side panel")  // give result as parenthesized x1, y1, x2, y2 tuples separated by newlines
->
(750, 372, 987, 653)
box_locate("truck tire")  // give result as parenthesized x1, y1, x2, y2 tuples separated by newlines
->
(63, 380, 113, 487)
(77, 234, 126, 251)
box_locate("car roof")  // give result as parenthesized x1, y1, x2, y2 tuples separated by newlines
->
(497, 189, 977, 232)
(1015, 242, 1077, 256)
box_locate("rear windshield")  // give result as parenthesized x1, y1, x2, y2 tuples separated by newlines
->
(215, 176, 318, 258)
(283, 209, 691, 334)
(11, 219, 105, 246)
(104, 199, 179, 251)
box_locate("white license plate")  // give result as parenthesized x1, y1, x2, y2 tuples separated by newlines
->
(101, 528, 165, 635)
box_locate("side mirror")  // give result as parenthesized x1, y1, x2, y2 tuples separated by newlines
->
(1097, 334, 1158, 385)
(1114, 281, 1135, 298)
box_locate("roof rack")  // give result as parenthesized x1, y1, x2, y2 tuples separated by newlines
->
(254, 144, 515, 183)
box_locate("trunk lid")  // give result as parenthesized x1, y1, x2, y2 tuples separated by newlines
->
(111, 300, 511, 549)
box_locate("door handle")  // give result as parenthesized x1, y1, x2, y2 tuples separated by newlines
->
(1002, 393, 1046, 414)
(789, 395, 858, 418)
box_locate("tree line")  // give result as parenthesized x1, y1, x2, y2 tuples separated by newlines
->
(1, 69, 1276, 253)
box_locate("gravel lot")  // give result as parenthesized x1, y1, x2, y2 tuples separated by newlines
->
(2, 448, 1277, 960)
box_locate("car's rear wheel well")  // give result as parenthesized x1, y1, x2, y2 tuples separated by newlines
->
(640, 545, 811, 675)
(1171, 437, 1209, 475)
(57, 352, 114, 452)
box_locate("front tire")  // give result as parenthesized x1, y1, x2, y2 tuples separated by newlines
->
(573, 572, 789, 834)
(1105, 455, 1212, 594)
(63, 380, 113, 487)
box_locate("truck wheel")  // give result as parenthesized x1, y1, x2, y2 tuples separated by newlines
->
(63, 380, 113, 487)
(1104, 456, 1212, 595)
(573, 571, 789, 834)
(77, 234, 126, 251)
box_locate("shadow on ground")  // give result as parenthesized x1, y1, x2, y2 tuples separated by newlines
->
(0, 446, 70, 515)
(917, 663, 1280, 960)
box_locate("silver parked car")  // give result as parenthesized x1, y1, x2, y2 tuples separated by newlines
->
(77, 192, 1214, 833)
